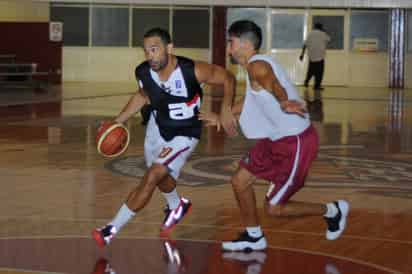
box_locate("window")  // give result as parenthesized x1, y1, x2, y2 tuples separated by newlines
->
(271, 13, 304, 49)
(350, 10, 389, 51)
(50, 5, 89, 46)
(91, 7, 129, 47)
(132, 9, 170, 47)
(312, 15, 344, 50)
(173, 9, 210, 48)
(227, 8, 267, 50)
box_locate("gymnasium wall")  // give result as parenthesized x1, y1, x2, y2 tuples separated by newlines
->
(62, 48, 210, 83)
(35, 0, 412, 9)
(2, 2, 412, 88)
(0, 22, 62, 84)
(0, 2, 210, 84)
(0, 0, 49, 22)
(50, 3, 212, 83)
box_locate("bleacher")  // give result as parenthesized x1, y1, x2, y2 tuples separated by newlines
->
(0, 54, 50, 91)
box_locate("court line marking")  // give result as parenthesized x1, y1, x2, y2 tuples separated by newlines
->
(0, 268, 63, 274)
(0, 216, 411, 246)
(63, 92, 133, 101)
(0, 235, 401, 274)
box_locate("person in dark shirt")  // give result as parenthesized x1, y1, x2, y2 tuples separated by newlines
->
(92, 27, 237, 247)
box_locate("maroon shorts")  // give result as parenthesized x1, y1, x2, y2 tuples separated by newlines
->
(239, 125, 319, 205)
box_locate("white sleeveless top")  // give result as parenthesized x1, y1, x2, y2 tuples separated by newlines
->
(239, 54, 310, 141)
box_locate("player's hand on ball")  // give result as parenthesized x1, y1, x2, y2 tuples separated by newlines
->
(97, 120, 112, 133)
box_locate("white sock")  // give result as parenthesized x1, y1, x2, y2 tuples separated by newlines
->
(162, 189, 181, 210)
(324, 203, 338, 218)
(246, 226, 263, 238)
(109, 204, 136, 232)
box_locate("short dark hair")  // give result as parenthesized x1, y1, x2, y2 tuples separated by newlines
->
(314, 23, 323, 30)
(228, 20, 262, 50)
(143, 27, 172, 45)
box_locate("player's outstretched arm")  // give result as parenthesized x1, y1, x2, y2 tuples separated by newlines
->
(115, 88, 149, 124)
(195, 61, 238, 137)
(199, 95, 244, 132)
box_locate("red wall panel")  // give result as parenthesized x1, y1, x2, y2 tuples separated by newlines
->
(0, 22, 62, 83)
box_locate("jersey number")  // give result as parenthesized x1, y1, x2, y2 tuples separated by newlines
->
(168, 94, 201, 120)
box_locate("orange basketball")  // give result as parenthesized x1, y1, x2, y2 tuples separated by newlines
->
(96, 121, 130, 158)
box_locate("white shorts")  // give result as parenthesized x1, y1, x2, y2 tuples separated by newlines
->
(144, 114, 198, 180)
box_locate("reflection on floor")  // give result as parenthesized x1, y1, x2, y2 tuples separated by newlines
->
(0, 83, 411, 274)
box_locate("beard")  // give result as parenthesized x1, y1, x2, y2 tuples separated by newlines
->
(149, 55, 169, 71)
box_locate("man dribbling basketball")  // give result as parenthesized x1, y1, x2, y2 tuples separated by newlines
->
(92, 27, 237, 247)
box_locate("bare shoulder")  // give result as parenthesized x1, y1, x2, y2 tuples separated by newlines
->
(194, 60, 212, 80)
(247, 60, 272, 80)
(194, 60, 227, 84)
(194, 60, 214, 71)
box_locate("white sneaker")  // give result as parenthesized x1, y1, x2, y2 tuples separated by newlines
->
(222, 231, 267, 252)
(325, 200, 349, 240)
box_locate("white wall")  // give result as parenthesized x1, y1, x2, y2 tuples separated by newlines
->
(0, 0, 49, 22)
(348, 52, 389, 87)
(62, 47, 210, 82)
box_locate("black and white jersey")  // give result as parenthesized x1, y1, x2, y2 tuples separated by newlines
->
(135, 56, 203, 141)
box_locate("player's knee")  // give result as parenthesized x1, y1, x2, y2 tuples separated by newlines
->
(144, 164, 167, 187)
(230, 169, 252, 190)
(230, 173, 247, 192)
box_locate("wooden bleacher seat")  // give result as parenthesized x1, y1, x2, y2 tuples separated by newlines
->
(0, 62, 50, 90)
(0, 54, 16, 64)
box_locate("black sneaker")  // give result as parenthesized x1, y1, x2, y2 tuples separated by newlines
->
(222, 231, 267, 252)
(92, 225, 117, 248)
(325, 200, 349, 240)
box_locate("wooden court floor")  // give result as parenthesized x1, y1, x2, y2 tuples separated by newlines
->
(0, 83, 411, 274)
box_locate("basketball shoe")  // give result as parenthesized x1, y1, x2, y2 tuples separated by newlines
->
(325, 200, 349, 240)
(92, 225, 117, 248)
(222, 231, 267, 252)
(160, 197, 192, 236)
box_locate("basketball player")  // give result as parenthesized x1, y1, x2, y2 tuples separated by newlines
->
(92, 27, 237, 247)
(200, 20, 349, 251)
